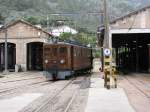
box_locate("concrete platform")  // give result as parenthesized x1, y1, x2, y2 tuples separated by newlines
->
(85, 77, 136, 112)
(0, 93, 42, 112)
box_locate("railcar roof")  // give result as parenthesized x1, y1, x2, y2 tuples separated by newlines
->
(44, 42, 91, 49)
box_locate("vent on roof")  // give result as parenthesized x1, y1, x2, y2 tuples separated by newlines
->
(35, 25, 42, 28)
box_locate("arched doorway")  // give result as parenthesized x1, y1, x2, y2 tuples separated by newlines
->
(0, 42, 16, 71)
(27, 42, 43, 71)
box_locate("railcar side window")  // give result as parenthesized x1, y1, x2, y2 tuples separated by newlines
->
(79, 48, 82, 57)
(74, 48, 77, 56)
(86, 49, 88, 57)
(77, 48, 81, 56)
(59, 47, 67, 54)
(44, 48, 50, 55)
(88, 50, 91, 57)
(80, 48, 82, 56)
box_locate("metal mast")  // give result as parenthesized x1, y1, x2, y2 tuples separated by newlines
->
(4, 23, 8, 74)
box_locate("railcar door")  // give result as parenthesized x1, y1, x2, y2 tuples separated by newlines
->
(50, 46, 58, 70)
(58, 46, 70, 70)
(43, 44, 58, 71)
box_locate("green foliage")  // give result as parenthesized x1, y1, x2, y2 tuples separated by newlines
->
(24, 16, 40, 25)
(75, 32, 97, 47)
(73, 33, 88, 45)
(0, 0, 149, 30)
(0, 13, 5, 24)
(93, 49, 101, 58)
(59, 31, 97, 48)
(60, 32, 72, 41)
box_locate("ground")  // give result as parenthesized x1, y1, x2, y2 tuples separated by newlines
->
(0, 59, 149, 112)
(0, 72, 90, 112)
(118, 74, 150, 112)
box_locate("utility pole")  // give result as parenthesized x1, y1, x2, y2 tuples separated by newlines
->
(103, 0, 110, 48)
(3, 23, 8, 74)
(47, 15, 49, 31)
(103, 0, 118, 89)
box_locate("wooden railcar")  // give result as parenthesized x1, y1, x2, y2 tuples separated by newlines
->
(43, 43, 93, 80)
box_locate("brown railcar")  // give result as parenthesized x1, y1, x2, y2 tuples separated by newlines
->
(43, 43, 93, 80)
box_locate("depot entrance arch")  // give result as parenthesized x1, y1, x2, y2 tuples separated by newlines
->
(27, 42, 43, 71)
(112, 32, 150, 73)
(0, 42, 16, 71)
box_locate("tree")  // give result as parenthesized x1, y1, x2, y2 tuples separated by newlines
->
(60, 32, 73, 41)
(24, 16, 39, 25)
(0, 13, 5, 24)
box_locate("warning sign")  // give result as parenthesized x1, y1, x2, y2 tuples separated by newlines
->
(104, 49, 111, 56)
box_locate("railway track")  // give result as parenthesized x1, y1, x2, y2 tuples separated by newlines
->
(63, 90, 78, 112)
(63, 76, 90, 112)
(123, 75, 150, 98)
(32, 78, 76, 112)
(22, 76, 90, 112)
(0, 76, 44, 83)
(0, 72, 47, 94)
(0, 72, 44, 83)
(0, 80, 50, 97)
(119, 74, 150, 112)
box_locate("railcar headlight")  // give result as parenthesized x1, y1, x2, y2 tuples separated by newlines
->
(60, 59, 65, 64)
(45, 59, 48, 64)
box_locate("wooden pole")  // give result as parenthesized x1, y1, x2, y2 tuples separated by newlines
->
(103, 0, 110, 48)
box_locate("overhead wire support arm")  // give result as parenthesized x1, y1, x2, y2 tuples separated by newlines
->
(47, 12, 104, 16)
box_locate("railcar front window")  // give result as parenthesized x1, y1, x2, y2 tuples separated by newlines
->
(59, 47, 67, 54)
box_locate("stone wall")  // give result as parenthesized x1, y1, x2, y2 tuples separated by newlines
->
(111, 8, 150, 29)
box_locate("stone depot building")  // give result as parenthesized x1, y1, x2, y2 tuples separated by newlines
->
(98, 5, 150, 73)
(0, 20, 52, 72)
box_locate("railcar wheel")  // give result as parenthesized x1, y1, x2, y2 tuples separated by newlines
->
(65, 76, 70, 80)
(107, 85, 110, 89)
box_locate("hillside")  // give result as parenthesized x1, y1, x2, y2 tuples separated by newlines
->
(0, 0, 150, 32)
